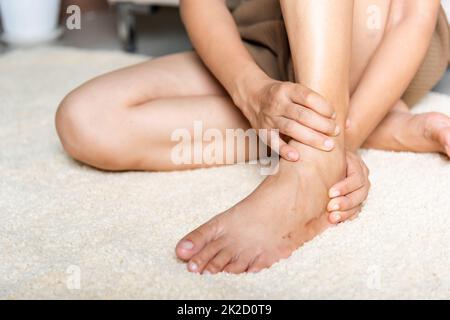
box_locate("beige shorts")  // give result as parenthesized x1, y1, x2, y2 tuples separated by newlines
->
(228, 0, 450, 106)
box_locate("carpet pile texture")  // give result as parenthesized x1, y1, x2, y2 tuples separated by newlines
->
(1, 47, 449, 299)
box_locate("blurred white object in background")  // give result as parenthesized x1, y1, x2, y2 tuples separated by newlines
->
(443, 0, 450, 20)
(0, 0, 62, 46)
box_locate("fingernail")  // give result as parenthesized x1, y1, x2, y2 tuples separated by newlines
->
(324, 139, 335, 150)
(329, 189, 340, 198)
(287, 151, 298, 161)
(188, 262, 198, 272)
(332, 204, 340, 211)
(180, 240, 194, 250)
(334, 126, 341, 136)
(332, 212, 341, 223)
(332, 112, 337, 119)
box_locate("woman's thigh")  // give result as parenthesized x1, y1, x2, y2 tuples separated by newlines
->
(56, 51, 251, 171)
(67, 51, 227, 107)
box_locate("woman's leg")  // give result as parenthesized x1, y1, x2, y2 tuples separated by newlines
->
(362, 100, 450, 156)
(175, 0, 353, 275)
(348, 1, 450, 156)
(56, 52, 252, 171)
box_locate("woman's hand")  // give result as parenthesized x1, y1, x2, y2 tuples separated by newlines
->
(240, 79, 340, 161)
(327, 151, 370, 224)
(182, 0, 338, 162)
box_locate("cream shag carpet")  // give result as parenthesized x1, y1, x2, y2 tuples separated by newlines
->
(1, 47, 450, 299)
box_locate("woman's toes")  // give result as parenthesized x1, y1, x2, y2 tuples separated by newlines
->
(247, 254, 272, 273)
(423, 113, 450, 155)
(203, 249, 234, 274)
(223, 251, 254, 274)
(176, 219, 221, 261)
(187, 238, 227, 273)
(435, 126, 450, 157)
(439, 127, 450, 157)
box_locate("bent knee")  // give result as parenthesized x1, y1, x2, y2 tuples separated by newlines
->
(56, 91, 85, 159)
(55, 91, 134, 171)
(388, 1, 440, 31)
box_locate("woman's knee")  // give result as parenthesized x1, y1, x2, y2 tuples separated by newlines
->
(55, 90, 86, 158)
(388, 0, 440, 31)
(55, 90, 133, 171)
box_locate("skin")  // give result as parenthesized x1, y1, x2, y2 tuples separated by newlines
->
(175, 0, 354, 274)
(55, 0, 450, 274)
(363, 100, 450, 155)
(346, 0, 445, 151)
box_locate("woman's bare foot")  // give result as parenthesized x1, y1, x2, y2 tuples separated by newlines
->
(176, 165, 329, 274)
(422, 113, 450, 157)
(362, 101, 450, 157)
(175, 145, 346, 274)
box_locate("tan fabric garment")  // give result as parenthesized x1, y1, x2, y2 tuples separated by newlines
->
(228, 0, 450, 106)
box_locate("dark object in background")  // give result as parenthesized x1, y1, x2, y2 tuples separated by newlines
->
(115, 3, 157, 53)
(61, 0, 108, 13)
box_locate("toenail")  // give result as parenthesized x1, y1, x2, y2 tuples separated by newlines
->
(180, 240, 194, 250)
(329, 189, 340, 198)
(188, 262, 198, 272)
(324, 139, 334, 150)
(332, 212, 341, 222)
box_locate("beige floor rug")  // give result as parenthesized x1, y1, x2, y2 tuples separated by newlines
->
(1, 47, 449, 299)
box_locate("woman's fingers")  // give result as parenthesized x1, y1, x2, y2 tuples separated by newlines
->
(329, 206, 362, 224)
(276, 118, 336, 152)
(278, 142, 300, 161)
(329, 153, 366, 198)
(328, 171, 365, 199)
(289, 85, 335, 119)
(327, 187, 368, 212)
(284, 103, 339, 136)
(327, 151, 370, 221)
(263, 129, 299, 162)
